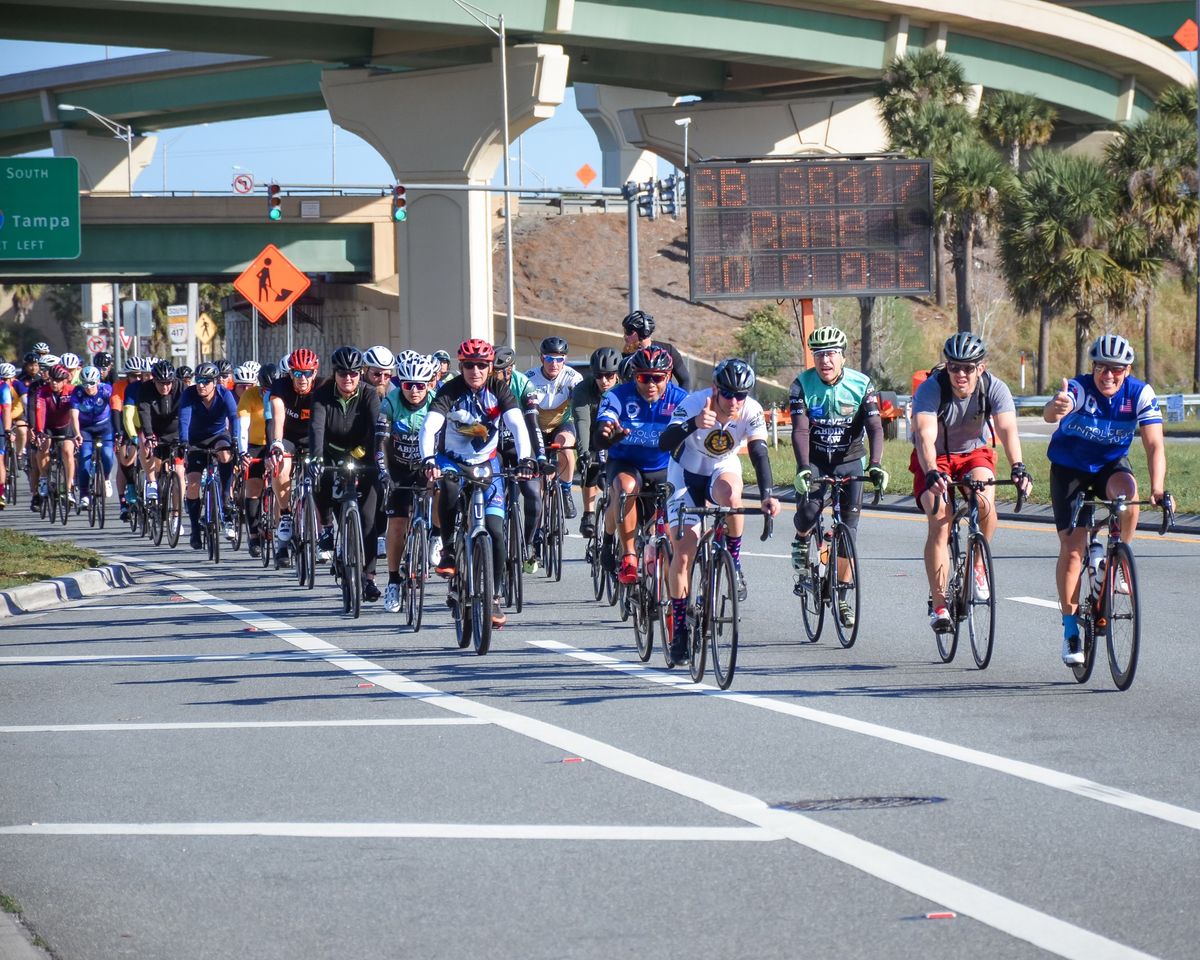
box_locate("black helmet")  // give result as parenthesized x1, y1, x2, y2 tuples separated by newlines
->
(331, 346, 364, 372)
(151, 360, 176, 382)
(590, 346, 622, 376)
(257, 362, 278, 389)
(22, 351, 38, 364)
(622, 310, 655, 337)
(628, 345, 674, 374)
(713, 357, 756, 393)
(617, 353, 636, 382)
(194, 361, 220, 381)
(540, 336, 568, 356)
(92, 351, 113, 368)
(942, 332, 987, 363)
(493, 345, 516, 371)
(216, 359, 233, 377)
(177, 365, 194, 380)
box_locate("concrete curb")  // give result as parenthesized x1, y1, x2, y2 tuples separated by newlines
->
(0, 563, 135, 618)
(0, 909, 49, 960)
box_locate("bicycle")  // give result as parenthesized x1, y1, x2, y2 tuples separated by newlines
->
(322, 458, 367, 619)
(400, 484, 434, 632)
(793, 475, 881, 649)
(288, 452, 319, 586)
(258, 458, 277, 569)
(928, 475, 1024, 669)
(229, 463, 247, 552)
(673, 505, 773, 689)
(1066, 492, 1173, 691)
(537, 446, 565, 582)
(501, 472, 525, 614)
(149, 447, 184, 549)
(84, 437, 108, 530)
(4, 437, 19, 508)
(189, 445, 230, 565)
(619, 481, 673, 663)
(585, 473, 616, 604)
(42, 436, 72, 526)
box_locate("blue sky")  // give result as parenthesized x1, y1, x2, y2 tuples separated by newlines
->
(2, 41, 632, 193)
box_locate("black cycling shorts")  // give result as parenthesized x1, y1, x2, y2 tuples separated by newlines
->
(186, 434, 232, 473)
(1049, 458, 1134, 532)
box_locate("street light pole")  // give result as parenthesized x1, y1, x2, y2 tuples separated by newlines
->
(59, 103, 134, 194)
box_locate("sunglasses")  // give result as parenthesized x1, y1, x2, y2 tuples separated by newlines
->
(718, 389, 749, 401)
(335, 369, 361, 378)
(1094, 363, 1127, 378)
(195, 377, 215, 386)
(291, 369, 316, 379)
(623, 328, 648, 337)
(400, 380, 429, 391)
(366, 368, 388, 377)
(461, 361, 490, 371)
(813, 349, 841, 359)
(542, 355, 566, 364)
(946, 362, 978, 376)
(635, 373, 668, 385)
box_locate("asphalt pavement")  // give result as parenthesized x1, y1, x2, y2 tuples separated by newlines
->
(1, 492, 1199, 960)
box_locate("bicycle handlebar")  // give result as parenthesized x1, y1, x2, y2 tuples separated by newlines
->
(676, 505, 774, 542)
(811, 475, 884, 507)
(926, 476, 1025, 515)
(1069, 491, 1175, 536)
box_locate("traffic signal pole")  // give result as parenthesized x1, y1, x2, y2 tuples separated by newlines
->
(627, 189, 639, 314)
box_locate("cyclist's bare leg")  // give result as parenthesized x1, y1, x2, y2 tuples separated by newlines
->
(553, 429, 576, 485)
(668, 521, 699, 599)
(62, 442, 76, 492)
(1056, 527, 1089, 616)
(968, 466, 998, 541)
(920, 488, 952, 608)
(274, 456, 293, 517)
(582, 483, 599, 515)
(1107, 471, 1139, 542)
(711, 472, 743, 537)
(615, 470, 641, 556)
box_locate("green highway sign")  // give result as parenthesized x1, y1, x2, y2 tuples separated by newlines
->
(0, 157, 81, 260)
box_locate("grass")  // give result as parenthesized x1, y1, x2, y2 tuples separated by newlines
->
(0, 892, 20, 914)
(0, 528, 102, 591)
(746, 436, 1200, 514)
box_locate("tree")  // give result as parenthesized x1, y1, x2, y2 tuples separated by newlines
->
(935, 136, 1013, 333)
(6, 284, 42, 325)
(44, 285, 84, 355)
(1154, 84, 1196, 126)
(976, 91, 1056, 170)
(857, 297, 876, 376)
(734, 304, 801, 378)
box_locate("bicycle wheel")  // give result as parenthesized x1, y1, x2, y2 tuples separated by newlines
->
(300, 495, 318, 589)
(965, 534, 996, 669)
(935, 548, 960, 662)
(148, 487, 164, 545)
(88, 476, 99, 528)
(687, 546, 709, 683)
(406, 524, 429, 633)
(470, 534, 493, 655)
(631, 534, 654, 662)
(548, 485, 564, 582)
(504, 507, 524, 614)
(164, 473, 182, 548)
(231, 486, 245, 552)
(588, 525, 605, 601)
(4, 448, 17, 507)
(830, 525, 860, 649)
(1072, 601, 1098, 684)
(260, 488, 275, 567)
(797, 530, 825, 643)
(57, 463, 70, 526)
(95, 465, 106, 529)
(709, 548, 739, 690)
(453, 536, 471, 649)
(654, 539, 673, 665)
(1105, 542, 1139, 691)
(343, 508, 363, 620)
(206, 482, 221, 564)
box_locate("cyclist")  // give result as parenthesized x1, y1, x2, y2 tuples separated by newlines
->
(573, 346, 622, 539)
(137, 360, 184, 505)
(93, 352, 115, 385)
(306, 346, 386, 603)
(216, 359, 235, 392)
(32, 342, 50, 362)
(179, 361, 239, 549)
(60, 352, 82, 386)
(380, 350, 439, 612)
(0, 362, 14, 508)
(70, 365, 115, 509)
(1043, 334, 1169, 666)
(178, 366, 194, 389)
(363, 345, 395, 399)
(113, 357, 150, 522)
(490, 345, 545, 573)
(12, 354, 39, 487)
(269, 347, 323, 560)
(911, 332, 1031, 632)
(525, 335, 582, 520)
(659, 358, 780, 663)
(788, 326, 887, 628)
(595, 345, 687, 585)
(233, 360, 268, 558)
(619, 310, 691, 390)
(419, 338, 535, 628)
(33, 363, 79, 509)
(432, 350, 452, 390)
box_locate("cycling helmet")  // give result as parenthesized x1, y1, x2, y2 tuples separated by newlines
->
(433, 349, 451, 364)
(288, 348, 319, 373)
(1089, 333, 1135, 366)
(48, 364, 71, 382)
(23, 352, 38, 365)
(234, 360, 260, 384)
(194, 361, 220, 381)
(622, 310, 656, 337)
(396, 350, 439, 382)
(330, 346, 364, 372)
(0, 363, 16, 379)
(177, 365, 194, 380)
(92, 351, 113, 369)
(363, 345, 395, 370)
(627, 345, 674, 374)
(33, 342, 49, 355)
(491, 346, 516, 372)
(590, 346, 622, 376)
(41, 354, 61, 368)
(151, 360, 176, 382)
(943, 332, 987, 363)
(80, 365, 102, 385)
(60, 352, 81, 369)
(278, 354, 291, 374)
(540, 335, 568, 356)
(808, 326, 848, 352)
(257, 363, 278, 390)
(216, 359, 233, 378)
(713, 357, 756, 393)
(457, 338, 495, 363)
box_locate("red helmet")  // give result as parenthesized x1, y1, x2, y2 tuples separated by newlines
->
(457, 339, 495, 363)
(288, 347, 319, 373)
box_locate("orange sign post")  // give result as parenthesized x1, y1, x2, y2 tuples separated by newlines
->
(233, 244, 311, 324)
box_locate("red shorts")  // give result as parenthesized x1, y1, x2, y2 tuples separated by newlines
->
(910, 446, 997, 501)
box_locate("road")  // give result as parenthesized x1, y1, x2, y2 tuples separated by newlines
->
(1, 496, 1198, 960)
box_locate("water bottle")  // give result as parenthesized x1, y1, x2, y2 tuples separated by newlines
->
(643, 538, 656, 576)
(819, 531, 832, 566)
(1087, 541, 1104, 592)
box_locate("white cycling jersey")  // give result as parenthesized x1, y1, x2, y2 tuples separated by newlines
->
(525, 364, 582, 434)
(668, 389, 768, 476)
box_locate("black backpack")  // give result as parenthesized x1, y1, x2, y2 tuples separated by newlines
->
(929, 363, 995, 452)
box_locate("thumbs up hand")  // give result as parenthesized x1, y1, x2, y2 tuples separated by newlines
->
(695, 394, 717, 430)
(1051, 378, 1074, 418)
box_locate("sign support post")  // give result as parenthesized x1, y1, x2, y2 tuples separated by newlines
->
(252, 307, 259, 363)
(799, 298, 815, 369)
(287, 306, 293, 356)
(627, 189, 639, 314)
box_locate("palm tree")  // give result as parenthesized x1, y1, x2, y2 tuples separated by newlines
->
(5, 284, 42, 325)
(976, 90, 1056, 170)
(1154, 84, 1196, 126)
(935, 137, 1013, 333)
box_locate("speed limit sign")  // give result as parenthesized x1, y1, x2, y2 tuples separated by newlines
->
(232, 173, 254, 195)
(87, 333, 108, 354)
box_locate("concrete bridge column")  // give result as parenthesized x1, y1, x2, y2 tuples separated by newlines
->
(49, 128, 156, 194)
(575, 83, 671, 186)
(321, 45, 568, 353)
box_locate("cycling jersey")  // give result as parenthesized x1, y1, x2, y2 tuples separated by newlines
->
(309, 381, 383, 461)
(35, 385, 75, 433)
(597, 380, 687, 471)
(668, 390, 768, 475)
(381, 389, 433, 465)
(8, 380, 25, 422)
(236, 384, 268, 448)
(911, 373, 1014, 454)
(270, 376, 323, 447)
(420, 375, 529, 464)
(0, 382, 11, 422)
(71, 383, 114, 435)
(788, 367, 879, 465)
(525, 364, 582, 433)
(120, 380, 143, 436)
(179, 384, 238, 447)
(1047, 373, 1161, 473)
(137, 381, 183, 442)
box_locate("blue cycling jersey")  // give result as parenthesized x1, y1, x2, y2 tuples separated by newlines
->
(596, 380, 687, 471)
(1047, 373, 1161, 473)
(71, 383, 114, 434)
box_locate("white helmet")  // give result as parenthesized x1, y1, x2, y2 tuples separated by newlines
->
(127, 356, 151, 373)
(278, 354, 291, 374)
(1089, 334, 1135, 367)
(234, 360, 261, 384)
(41, 354, 61, 368)
(80, 365, 101, 385)
(60, 352, 81, 369)
(32, 342, 49, 355)
(395, 350, 439, 383)
(363, 345, 395, 370)
(0, 363, 16, 379)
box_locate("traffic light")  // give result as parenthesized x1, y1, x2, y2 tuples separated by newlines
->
(392, 185, 408, 222)
(267, 182, 282, 221)
(637, 180, 656, 219)
(659, 175, 678, 218)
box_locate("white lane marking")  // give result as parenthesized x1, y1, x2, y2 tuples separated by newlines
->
(530, 639, 1200, 836)
(158, 583, 1158, 960)
(0, 652, 325, 665)
(1009, 596, 1062, 610)
(108, 554, 212, 579)
(0, 718, 487, 733)
(0, 822, 776, 842)
(65, 603, 200, 611)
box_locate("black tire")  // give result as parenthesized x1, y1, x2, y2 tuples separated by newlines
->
(406, 524, 428, 633)
(148, 488, 164, 545)
(453, 537, 471, 649)
(1072, 608, 1098, 684)
(470, 534, 493, 655)
(631, 534, 655, 662)
(547, 485, 564, 582)
(301, 495, 318, 589)
(504, 508, 524, 614)
(654, 541, 673, 666)
(709, 548, 739, 690)
(88, 478, 99, 529)
(260, 488, 274, 567)
(588, 527, 605, 601)
(935, 555, 959, 663)
(4, 448, 17, 507)
(165, 472, 182, 549)
(231, 490, 245, 552)
(1105, 542, 1139, 691)
(797, 530, 824, 643)
(95, 467, 106, 530)
(687, 546, 709, 683)
(966, 534, 996, 669)
(57, 462, 70, 526)
(343, 509, 363, 620)
(831, 524, 860, 650)
(206, 479, 221, 564)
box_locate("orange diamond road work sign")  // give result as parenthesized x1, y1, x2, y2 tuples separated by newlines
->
(1175, 19, 1198, 51)
(233, 244, 311, 324)
(576, 163, 597, 188)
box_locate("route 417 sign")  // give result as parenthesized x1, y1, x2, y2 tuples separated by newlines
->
(0, 157, 81, 260)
